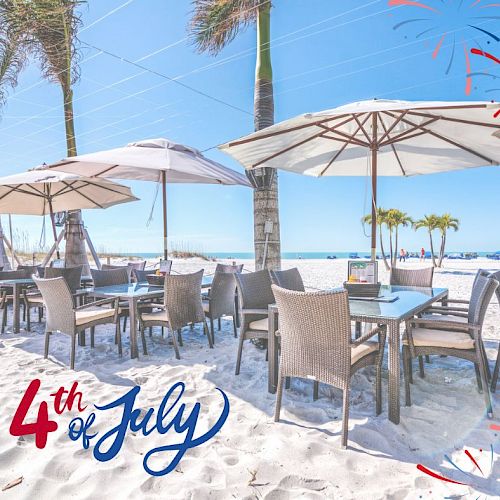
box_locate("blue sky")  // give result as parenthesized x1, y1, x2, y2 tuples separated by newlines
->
(0, 0, 499, 255)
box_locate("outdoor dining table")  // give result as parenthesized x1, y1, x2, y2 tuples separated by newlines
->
(0, 278, 36, 333)
(87, 275, 214, 359)
(267, 284, 448, 425)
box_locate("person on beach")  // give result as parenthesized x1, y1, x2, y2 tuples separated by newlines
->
(421, 247, 425, 261)
(399, 248, 406, 263)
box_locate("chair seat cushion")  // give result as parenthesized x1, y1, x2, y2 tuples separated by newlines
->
(351, 341, 379, 364)
(141, 309, 169, 324)
(403, 328, 474, 349)
(26, 295, 44, 305)
(202, 300, 210, 313)
(249, 317, 268, 331)
(75, 308, 115, 326)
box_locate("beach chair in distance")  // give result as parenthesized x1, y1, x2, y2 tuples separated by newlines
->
(234, 270, 274, 375)
(34, 276, 121, 370)
(138, 270, 210, 357)
(272, 285, 386, 448)
(402, 274, 498, 417)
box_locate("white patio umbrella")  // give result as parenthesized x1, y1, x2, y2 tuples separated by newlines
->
(220, 99, 500, 259)
(0, 170, 138, 259)
(45, 138, 252, 259)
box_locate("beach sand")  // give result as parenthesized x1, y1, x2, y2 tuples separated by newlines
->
(0, 257, 499, 499)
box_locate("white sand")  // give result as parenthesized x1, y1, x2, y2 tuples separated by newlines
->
(0, 258, 499, 499)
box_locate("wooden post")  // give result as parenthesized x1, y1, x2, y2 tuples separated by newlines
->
(83, 228, 101, 270)
(41, 229, 66, 267)
(371, 112, 378, 261)
(162, 171, 168, 260)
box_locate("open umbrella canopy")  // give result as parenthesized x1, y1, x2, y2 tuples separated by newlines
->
(48, 138, 252, 185)
(0, 170, 138, 215)
(219, 99, 500, 176)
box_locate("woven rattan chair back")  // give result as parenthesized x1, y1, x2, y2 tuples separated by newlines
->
(390, 267, 434, 287)
(271, 268, 305, 291)
(164, 270, 205, 331)
(34, 276, 75, 333)
(489, 270, 500, 304)
(272, 285, 351, 388)
(209, 272, 237, 318)
(127, 261, 146, 271)
(0, 269, 30, 280)
(132, 269, 150, 283)
(468, 274, 499, 331)
(44, 266, 83, 294)
(17, 265, 39, 275)
(235, 270, 274, 310)
(215, 263, 244, 274)
(91, 268, 129, 287)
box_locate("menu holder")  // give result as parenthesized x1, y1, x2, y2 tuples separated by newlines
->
(347, 260, 378, 284)
(343, 281, 381, 298)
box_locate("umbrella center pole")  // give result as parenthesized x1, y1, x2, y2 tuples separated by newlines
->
(370, 113, 379, 262)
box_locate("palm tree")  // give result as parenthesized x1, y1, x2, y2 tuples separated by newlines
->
(0, 0, 88, 269)
(387, 209, 413, 267)
(362, 207, 390, 270)
(190, 0, 281, 270)
(436, 213, 459, 267)
(414, 214, 439, 267)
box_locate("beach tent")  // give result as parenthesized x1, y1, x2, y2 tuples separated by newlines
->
(45, 138, 252, 259)
(0, 170, 138, 263)
(220, 99, 500, 259)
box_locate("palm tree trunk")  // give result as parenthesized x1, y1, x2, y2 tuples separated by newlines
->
(393, 226, 399, 268)
(438, 233, 446, 267)
(379, 224, 390, 271)
(429, 231, 437, 267)
(251, 2, 281, 271)
(389, 228, 394, 268)
(61, 84, 90, 272)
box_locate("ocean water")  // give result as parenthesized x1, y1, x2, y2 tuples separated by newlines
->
(121, 251, 494, 260)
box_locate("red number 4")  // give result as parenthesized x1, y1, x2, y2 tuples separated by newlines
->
(9, 379, 58, 449)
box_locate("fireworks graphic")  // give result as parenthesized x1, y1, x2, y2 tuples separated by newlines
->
(415, 424, 498, 498)
(389, 0, 500, 100)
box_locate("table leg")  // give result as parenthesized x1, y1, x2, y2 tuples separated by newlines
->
(268, 308, 279, 394)
(13, 283, 20, 333)
(387, 319, 401, 424)
(129, 297, 138, 359)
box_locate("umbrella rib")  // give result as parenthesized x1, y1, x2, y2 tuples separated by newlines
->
(318, 113, 372, 177)
(317, 121, 369, 148)
(59, 180, 105, 208)
(384, 111, 498, 165)
(352, 114, 371, 143)
(379, 114, 441, 146)
(226, 114, 351, 147)
(89, 164, 121, 177)
(378, 110, 408, 144)
(378, 115, 406, 176)
(0, 184, 47, 202)
(383, 130, 428, 146)
(405, 110, 500, 129)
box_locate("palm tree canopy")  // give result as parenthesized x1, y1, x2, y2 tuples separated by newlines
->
(362, 207, 388, 226)
(386, 209, 413, 229)
(0, 31, 26, 106)
(437, 213, 460, 234)
(414, 214, 439, 232)
(189, 0, 265, 54)
(0, 0, 84, 89)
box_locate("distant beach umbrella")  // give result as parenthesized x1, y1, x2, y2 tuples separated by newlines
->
(0, 170, 138, 259)
(220, 99, 500, 259)
(45, 138, 252, 259)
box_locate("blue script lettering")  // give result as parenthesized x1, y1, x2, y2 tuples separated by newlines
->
(67, 382, 230, 476)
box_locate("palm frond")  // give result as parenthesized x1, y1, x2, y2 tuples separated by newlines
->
(0, 33, 26, 106)
(189, 0, 264, 54)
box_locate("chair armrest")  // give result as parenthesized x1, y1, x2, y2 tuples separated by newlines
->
(351, 325, 385, 347)
(445, 298, 470, 304)
(424, 306, 469, 315)
(410, 317, 479, 332)
(241, 308, 269, 315)
(75, 297, 118, 310)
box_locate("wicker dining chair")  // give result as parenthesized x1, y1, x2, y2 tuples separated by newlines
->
(402, 274, 498, 417)
(234, 270, 274, 375)
(271, 268, 305, 291)
(0, 269, 31, 333)
(486, 270, 500, 392)
(138, 270, 210, 358)
(390, 267, 434, 287)
(24, 266, 84, 330)
(34, 276, 121, 369)
(17, 265, 39, 275)
(272, 285, 386, 448)
(215, 263, 244, 274)
(132, 269, 151, 283)
(203, 272, 238, 340)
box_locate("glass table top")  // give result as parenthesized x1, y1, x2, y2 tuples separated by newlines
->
(347, 285, 448, 320)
